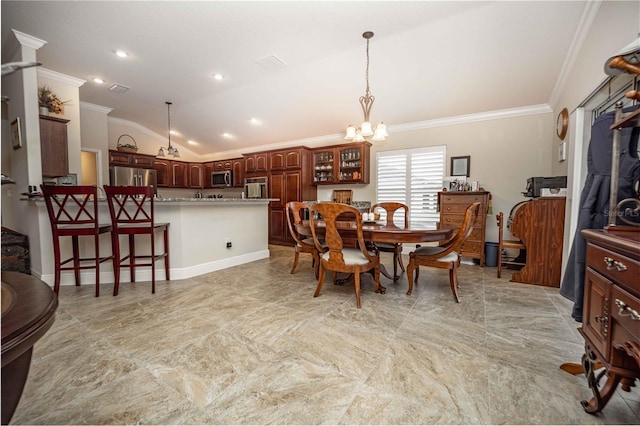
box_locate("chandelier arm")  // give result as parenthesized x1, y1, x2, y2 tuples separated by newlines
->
(359, 94, 375, 123)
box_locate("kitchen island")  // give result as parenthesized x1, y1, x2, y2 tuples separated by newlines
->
(30, 197, 276, 289)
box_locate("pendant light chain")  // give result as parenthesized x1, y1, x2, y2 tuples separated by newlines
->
(365, 37, 370, 97)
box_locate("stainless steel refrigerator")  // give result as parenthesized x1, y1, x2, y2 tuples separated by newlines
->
(109, 166, 157, 195)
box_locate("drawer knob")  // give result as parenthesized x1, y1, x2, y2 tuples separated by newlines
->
(604, 256, 627, 272)
(615, 299, 640, 321)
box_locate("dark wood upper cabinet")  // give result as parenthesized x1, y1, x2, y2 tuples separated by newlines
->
(39, 115, 69, 178)
(154, 159, 171, 187)
(108, 150, 155, 169)
(171, 161, 188, 188)
(188, 163, 203, 188)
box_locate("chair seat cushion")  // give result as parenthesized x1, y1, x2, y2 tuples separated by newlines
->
(321, 248, 373, 265)
(414, 246, 459, 263)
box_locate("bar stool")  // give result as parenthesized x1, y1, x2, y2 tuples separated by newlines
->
(103, 185, 169, 295)
(41, 185, 114, 296)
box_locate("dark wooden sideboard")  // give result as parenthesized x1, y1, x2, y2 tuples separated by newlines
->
(579, 227, 640, 413)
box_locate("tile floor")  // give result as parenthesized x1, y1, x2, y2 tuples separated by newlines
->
(10, 246, 640, 424)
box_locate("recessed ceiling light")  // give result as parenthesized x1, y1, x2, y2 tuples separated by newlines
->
(114, 49, 130, 58)
(169, 130, 178, 136)
(93, 77, 105, 84)
(187, 140, 198, 145)
(213, 73, 224, 80)
(222, 132, 232, 138)
(250, 118, 262, 126)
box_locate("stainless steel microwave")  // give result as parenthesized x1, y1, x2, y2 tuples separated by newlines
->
(211, 170, 233, 188)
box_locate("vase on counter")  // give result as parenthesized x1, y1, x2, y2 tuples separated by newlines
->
(39, 107, 49, 116)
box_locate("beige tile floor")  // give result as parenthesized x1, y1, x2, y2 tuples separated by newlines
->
(10, 245, 640, 425)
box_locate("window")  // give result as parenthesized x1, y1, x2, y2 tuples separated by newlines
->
(376, 146, 446, 227)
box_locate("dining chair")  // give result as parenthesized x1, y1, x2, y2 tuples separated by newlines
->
(103, 185, 169, 295)
(285, 201, 321, 278)
(406, 202, 480, 302)
(496, 211, 526, 278)
(309, 202, 381, 308)
(41, 184, 115, 296)
(370, 202, 408, 280)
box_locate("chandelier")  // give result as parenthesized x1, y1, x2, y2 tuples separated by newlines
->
(345, 31, 388, 143)
(157, 101, 180, 157)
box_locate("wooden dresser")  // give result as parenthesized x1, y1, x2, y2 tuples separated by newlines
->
(579, 227, 640, 413)
(438, 191, 489, 266)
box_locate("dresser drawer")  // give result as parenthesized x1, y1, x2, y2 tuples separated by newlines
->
(440, 193, 486, 205)
(587, 242, 640, 295)
(461, 240, 483, 256)
(611, 285, 640, 343)
(441, 203, 486, 215)
(440, 214, 485, 228)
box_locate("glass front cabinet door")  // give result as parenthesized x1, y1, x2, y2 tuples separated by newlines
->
(313, 142, 370, 185)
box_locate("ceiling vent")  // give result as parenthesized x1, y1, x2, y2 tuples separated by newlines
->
(254, 54, 288, 71)
(108, 83, 130, 94)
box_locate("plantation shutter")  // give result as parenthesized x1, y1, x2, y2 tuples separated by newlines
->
(376, 146, 445, 227)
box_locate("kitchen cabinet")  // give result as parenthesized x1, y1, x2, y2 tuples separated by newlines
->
(154, 159, 188, 188)
(267, 147, 316, 245)
(244, 152, 268, 175)
(108, 150, 155, 169)
(578, 228, 640, 414)
(232, 158, 244, 187)
(171, 161, 188, 188)
(214, 160, 232, 171)
(203, 162, 214, 189)
(270, 148, 302, 170)
(438, 191, 489, 266)
(39, 115, 69, 178)
(188, 163, 204, 188)
(312, 142, 371, 185)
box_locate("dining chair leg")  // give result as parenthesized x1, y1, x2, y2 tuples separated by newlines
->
(314, 266, 326, 298)
(497, 244, 503, 278)
(72, 236, 81, 286)
(312, 251, 320, 279)
(449, 267, 460, 303)
(354, 270, 362, 308)
(290, 248, 300, 274)
(373, 263, 382, 294)
(406, 258, 415, 295)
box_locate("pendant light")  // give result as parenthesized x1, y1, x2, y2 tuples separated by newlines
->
(158, 101, 180, 157)
(345, 31, 388, 143)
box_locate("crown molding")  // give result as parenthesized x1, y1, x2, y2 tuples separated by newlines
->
(12, 29, 47, 50)
(80, 101, 113, 114)
(390, 104, 552, 134)
(548, 0, 602, 109)
(38, 67, 86, 87)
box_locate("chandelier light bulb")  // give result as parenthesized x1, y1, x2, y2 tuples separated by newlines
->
(361, 121, 373, 136)
(345, 125, 357, 140)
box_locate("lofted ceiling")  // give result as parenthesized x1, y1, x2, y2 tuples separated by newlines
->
(2, 1, 589, 157)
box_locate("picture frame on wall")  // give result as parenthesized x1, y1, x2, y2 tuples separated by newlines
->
(451, 155, 470, 177)
(11, 117, 22, 149)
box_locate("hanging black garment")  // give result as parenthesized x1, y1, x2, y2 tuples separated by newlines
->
(560, 104, 640, 322)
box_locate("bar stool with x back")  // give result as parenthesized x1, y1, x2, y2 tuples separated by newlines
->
(103, 185, 169, 295)
(41, 184, 115, 296)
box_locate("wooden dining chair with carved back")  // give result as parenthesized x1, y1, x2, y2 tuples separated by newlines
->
(103, 185, 169, 296)
(496, 211, 526, 278)
(286, 201, 321, 279)
(370, 202, 409, 280)
(406, 202, 480, 302)
(41, 184, 115, 296)
(309, 202, 381, 308)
